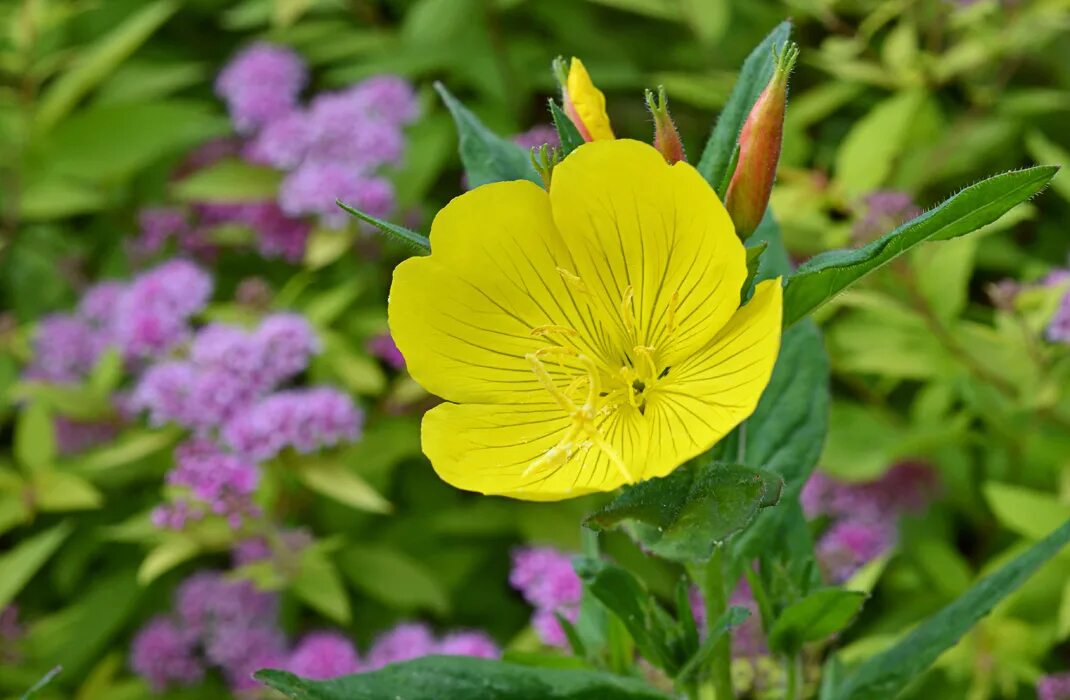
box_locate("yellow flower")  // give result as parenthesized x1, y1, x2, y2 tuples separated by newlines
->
(565, 57, 614, 141)
(389, 140, 782, 501)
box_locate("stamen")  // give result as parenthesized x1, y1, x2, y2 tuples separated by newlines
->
(526, 353, 576, 414)
(531, 325, 578, 337)
(556, 267, 588, 294)
(620, 285, 636, 336)
(666, 291, 680, 337)
(634, 345, 658, 382)
(592, 435, 635, 483)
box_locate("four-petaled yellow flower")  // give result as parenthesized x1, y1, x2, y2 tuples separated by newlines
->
(389, 139, 783, 501)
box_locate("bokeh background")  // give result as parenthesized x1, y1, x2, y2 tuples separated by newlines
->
(1, 0, 1069, 698)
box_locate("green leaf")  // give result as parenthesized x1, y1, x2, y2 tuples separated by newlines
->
(585, 462, 781, 563)
(338, 545, 450, 615)
(73, 428, 179, 476)
(0, 522, 72, 609)
(87, 349, 124, 397)
(1024, 130, 1070, 203)
(34, 1, 178, 132)
(11, 381, 113, 420)
(549, 99, 584, 157)
(291, 546, 352, 624)
(434, 82, 539, 188)
(24, 569, 143, 678)
(833, 90, 928, 197)
(304, 280, 364, 327)
(15, 402, 56, 472)
(983, 482, 1070, 540)
(298, 460, 392, 514)
(783, 166, 1058, 326)
(768, 588, 867, 655)
(172, 158, 283, 203)
(39, 100, 228, 183)
(32, 471, 103, 511)
(696, 21, 792, 191)
(138, 534, 201, 585)
(573, 557, 675, 671)
(255, 655, 668, 699)
(833, 518, 1070, 700)
(304, 228, 355, 269)
(336, 200, 430, 252)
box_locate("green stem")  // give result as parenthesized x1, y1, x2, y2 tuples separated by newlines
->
(784, 654, 803, 700)
(690, 547, 734, 700)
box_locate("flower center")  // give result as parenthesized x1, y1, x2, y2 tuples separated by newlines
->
(520, 274, 681, 483)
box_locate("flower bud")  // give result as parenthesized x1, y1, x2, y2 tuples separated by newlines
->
(645, 86, 685, 164)
(725, 42, 799, 239)
(553, 56, 614, 142)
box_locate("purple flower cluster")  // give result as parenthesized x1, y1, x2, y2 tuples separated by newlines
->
(0, 606, 21, 664)
(509, 547, 582, 648)
(152, 440, 260, 529)
(131, 314, 321, 432)
(1043, 270, 1070, 344)
(802, 462, 938, 583)
(127, 310, 363, 531)
(851, 190, 922, 245)
(364, 623, 499, 671)
(137, 201, 310, 264)
(216, 43, 307, 134)
(130, 572, 285, 692)
(366, 333, 406, 370)
(131, 571, 499, 693)
(1039, 673, 1070, 700)
(23, 261, 213, 455)
(222, 388, 363, 462)
(26, 260, 212, 383)
(218, 43, 416, 229)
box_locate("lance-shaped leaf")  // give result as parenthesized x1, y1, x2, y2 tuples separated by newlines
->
(783, 165, 1058, 326)
(833, 518, 1070, 700)
(675, 606, 751, 683)
(697, 20, 792, 193)
(435, 82, 539, 188)
(768, 588, 867, 655)
(572, 557, 676, 672)
(585, 462, 781, 563)
(337, 200, 430, 252)
(550, 99, 584, 157)
(255, 656, 668, 699)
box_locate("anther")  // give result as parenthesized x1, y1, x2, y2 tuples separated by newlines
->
(666, 291, 680, 336)
(531, 325, 578, 337)
(556, 267, 588, 294)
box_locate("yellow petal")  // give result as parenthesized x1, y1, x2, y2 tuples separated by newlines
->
(567, 57, 614, 141)
(642, 278, 783, 479)
(550, 139, 747, 369)
(423, 400, 648, 501)
(388, 180, 611, 403)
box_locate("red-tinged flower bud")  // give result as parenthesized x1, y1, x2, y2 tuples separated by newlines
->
(553, 56, 614, 142)
(725, 42, 799, 240)
(645, 86, 686, 164)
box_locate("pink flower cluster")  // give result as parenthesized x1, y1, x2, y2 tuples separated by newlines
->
(1039, 673, 1070, 700)
(130, 314, 321, 432)
(24, 260, 213, 454)
(219, 43, 417, 229)
(26, 260, 212, 384)
(130, 571, 498, 693)
(127, 311, 362, 530)
(509, 547, 582, 648)
(802, 462, 938, 583)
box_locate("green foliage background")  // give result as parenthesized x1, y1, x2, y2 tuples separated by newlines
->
(0, 0, 1068, 698)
